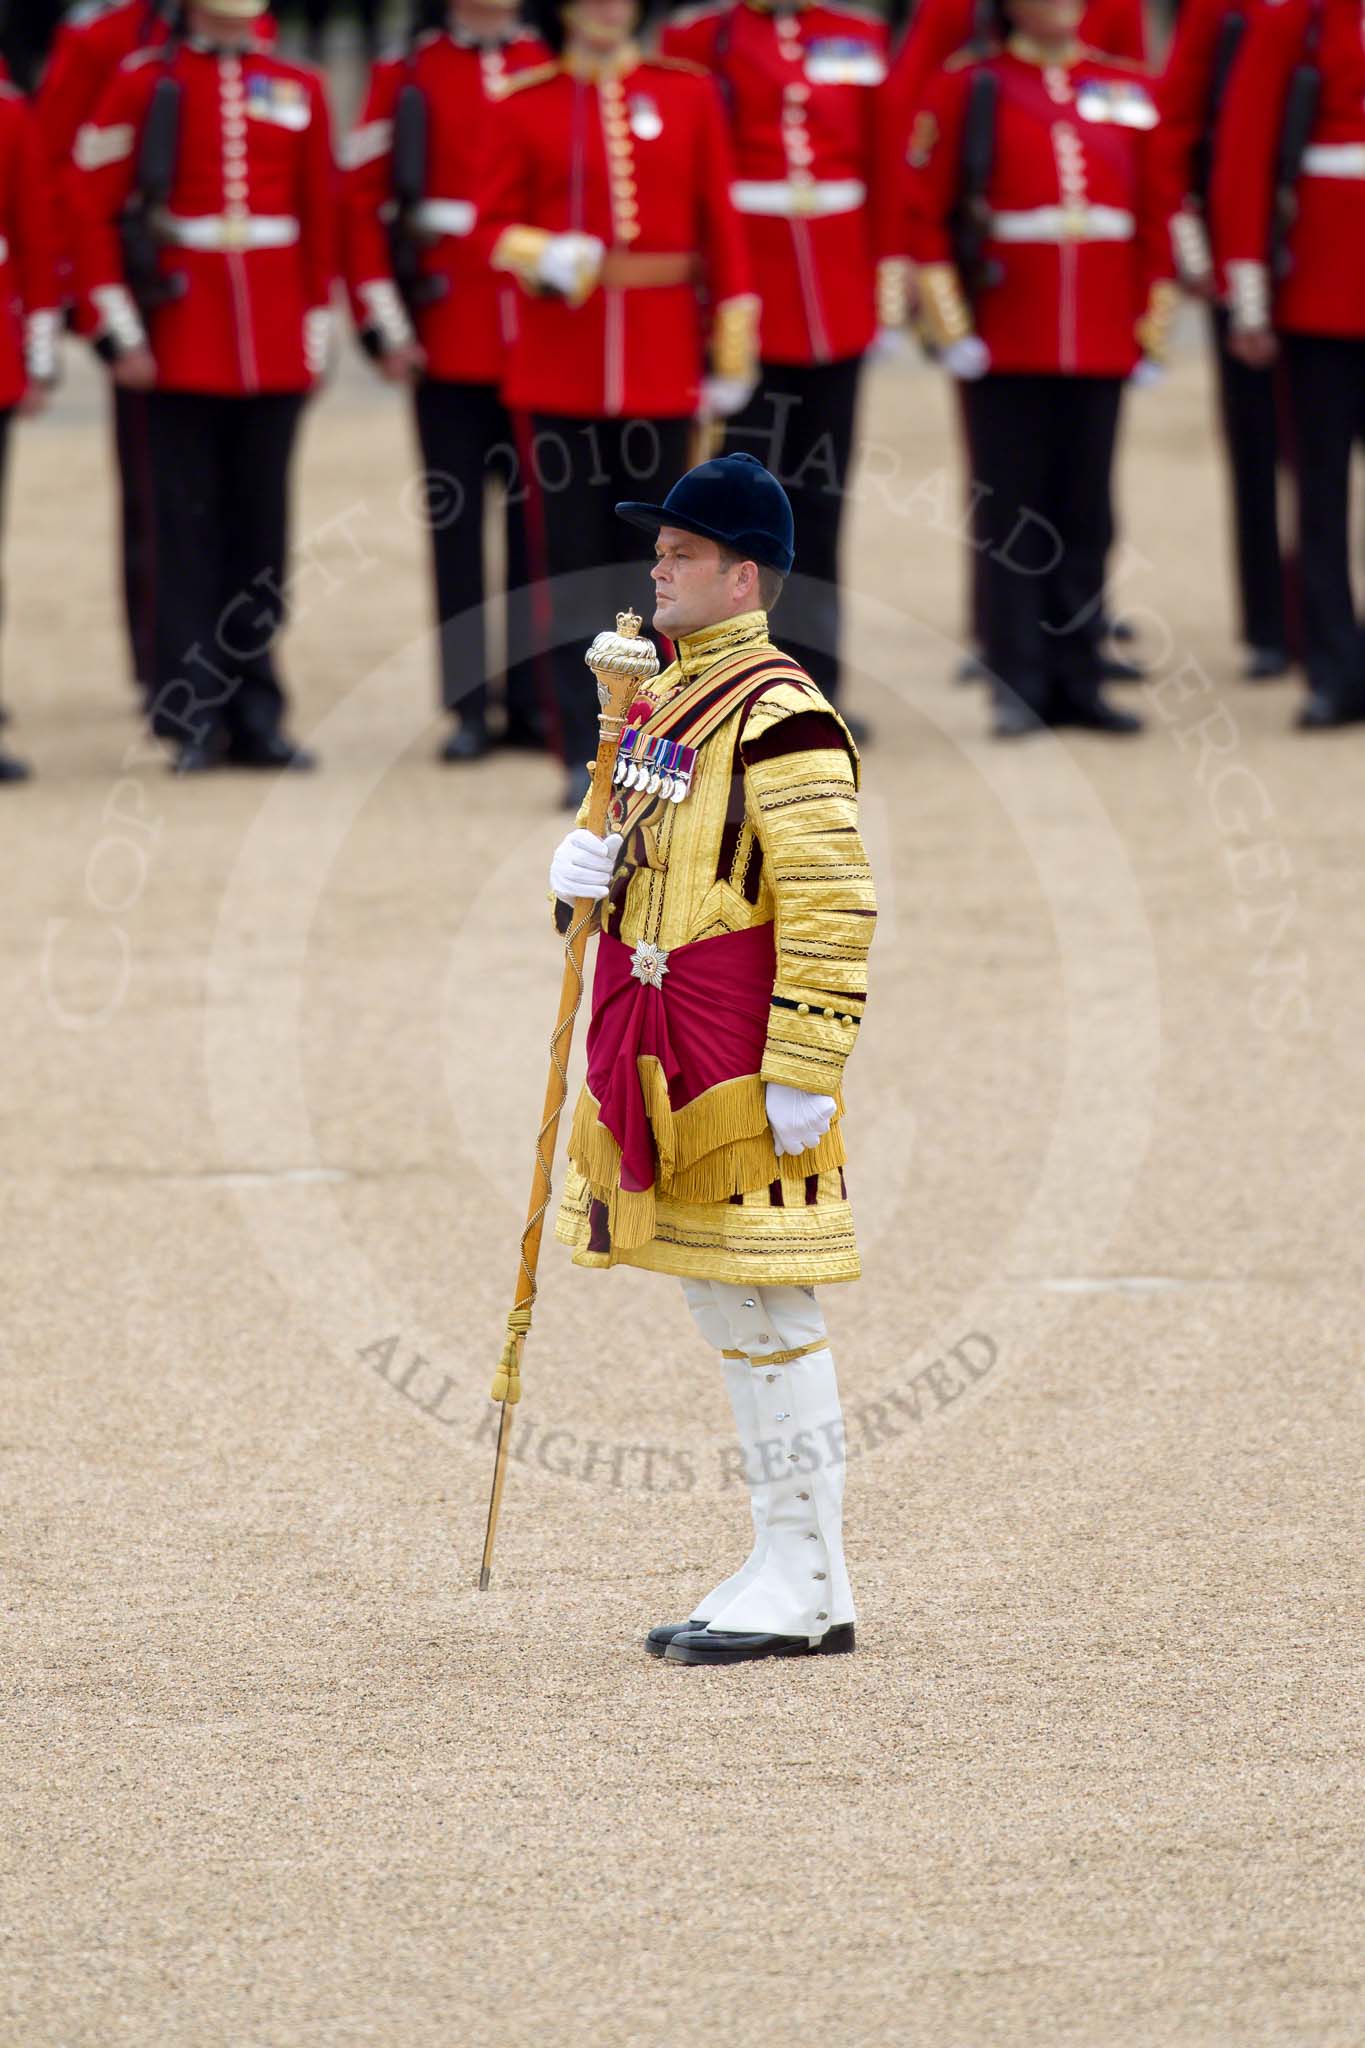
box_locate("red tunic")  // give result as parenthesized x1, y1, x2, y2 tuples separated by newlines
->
(341, 23, 550, 383)
(35, 0, 173, 289)
(881, 0, 1146, 260)
(903, 42, 1171, 376)
(73, 38, 336, 395)
(0, 84, 59, 407)
(660, 0, 889, 365)
(1151, 0, 1250, 287)
(1210, 0, 1365, 338)
(475, 50, 751, 418)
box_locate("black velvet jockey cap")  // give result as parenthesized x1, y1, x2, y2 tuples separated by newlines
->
(616, 452, 796, 576)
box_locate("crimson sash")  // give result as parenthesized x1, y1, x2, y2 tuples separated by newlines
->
(585, 925, 778, 1195)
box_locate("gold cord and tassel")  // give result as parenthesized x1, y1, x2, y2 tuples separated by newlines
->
(477, 613, 661, 1591)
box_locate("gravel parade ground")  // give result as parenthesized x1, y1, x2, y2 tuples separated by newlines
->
(3, 335, 1360, 2047)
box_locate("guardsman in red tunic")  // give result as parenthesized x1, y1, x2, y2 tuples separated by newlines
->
(74, 0, 335, 771)
(1154, 0, 1288, 682)
(1211, 0, 1365, 729)
(342, 0, 550, 763)
(660, 0, 891, 727)
(0, 80, 60, 784)
(476, 0, 756, 807)
(882, 0, 1145, 681)
(882, 0, 1145, 138)
(903, 0, 1174, 737)
(36, 0, 179, 703)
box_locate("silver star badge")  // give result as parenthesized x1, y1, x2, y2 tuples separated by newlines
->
(629, 941, 669, 990)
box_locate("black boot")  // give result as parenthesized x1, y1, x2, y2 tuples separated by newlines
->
(227, 733, 317, 771)
(441, 718, 492, 763)
(644, 1619, 707, 1658)
(0, 746, 31, 782)
(1296, 693, 1365, 731)
(1244, 645, 1290, 683)
(1059, 695, 1143, 736)
(664, 1622, 856, 1667)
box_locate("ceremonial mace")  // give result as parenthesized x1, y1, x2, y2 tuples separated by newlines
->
(477, 611, 661, 1590)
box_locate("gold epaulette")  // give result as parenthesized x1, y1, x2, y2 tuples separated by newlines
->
(1077, 44, 1155, 76)
(740, 678, 861, 788)
(646, 53, 711, 77)
(497, 60, 560, 95)
(945, 42, 995, 71)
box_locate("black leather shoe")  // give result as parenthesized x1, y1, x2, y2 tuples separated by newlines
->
(440, 720, 491, 763)
(644, 1618, 707, 1658)
(172, 739, 225, 775)
(229, 735, 317, 770)
(992, 699, 1044, 740)
(0, 747, 31, 782)
(955, 652, 989, 685)
(665, 1622, 856, 1666)
(1099, 651, 1145, 683)
(1243, 645, 1290, 682)
(501, 718, 546, 752)
(1061, 697, 1143, 735)
(1296, 693, 1365, 731)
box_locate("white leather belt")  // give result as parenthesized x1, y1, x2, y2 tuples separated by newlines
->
(730, 177, 866, 219)
(990, 204, 1136, 244)
(1301, 143, 1365, 178)
(154, 211, 300, 251)
(411, 197, 476, 237)
(409, 198, 478, 238)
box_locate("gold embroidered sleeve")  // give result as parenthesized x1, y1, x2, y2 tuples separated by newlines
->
(711, 292, 760, 381)
(743, 742, 876, 1094)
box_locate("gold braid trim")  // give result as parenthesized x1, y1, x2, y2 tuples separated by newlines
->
(722, 1339, 829, 1366)
(1135, 278, 1181, 364)
(491, 224, 552, 289)
(567, 1069, 846, 1252)
(917, 262, 973, 350)
(876, 257, 913, 330)
(711, 293, 761, 381)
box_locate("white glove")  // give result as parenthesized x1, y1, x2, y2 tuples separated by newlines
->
(536, 232, 604, 303)
(697, 373, 756, 419)
(943, 334, 990, 381)
(765, 1081, 836, 1159)
(865, 326, 916, 365)
(549, 827, 623, 905)
(1129, 357, 1166, 391)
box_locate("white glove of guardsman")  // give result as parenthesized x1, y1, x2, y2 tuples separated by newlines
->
(765, 1081, 836, 1157)
(550, 827, 623, 904)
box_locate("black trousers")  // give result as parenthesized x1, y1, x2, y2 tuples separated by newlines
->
(1211, 303, 1287, 654)
(412, 376, 542, 738)
(144, 389, 304, 749)
(724, 354, 863, 701)
(1283, 332, 1365, 713)
(0, 407, 11, 704)
(113, 383, 156, 690)
(964, 372, 1124, 719)
(528, 413, 692, 771)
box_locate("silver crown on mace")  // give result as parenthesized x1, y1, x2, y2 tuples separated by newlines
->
(586, 611, 661, 707)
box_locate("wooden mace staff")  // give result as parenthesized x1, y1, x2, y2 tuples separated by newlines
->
(477, 610, 661, 1590)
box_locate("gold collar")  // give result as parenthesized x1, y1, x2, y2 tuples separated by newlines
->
(675, 610, 771, 682)
(561, 38, 640, 81)
(1007, 32, 1082, 67)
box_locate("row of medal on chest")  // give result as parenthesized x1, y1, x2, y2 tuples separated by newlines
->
(613, 723, 697, 803)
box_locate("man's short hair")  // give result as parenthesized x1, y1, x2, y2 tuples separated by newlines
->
(717, 543, 785, 614)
